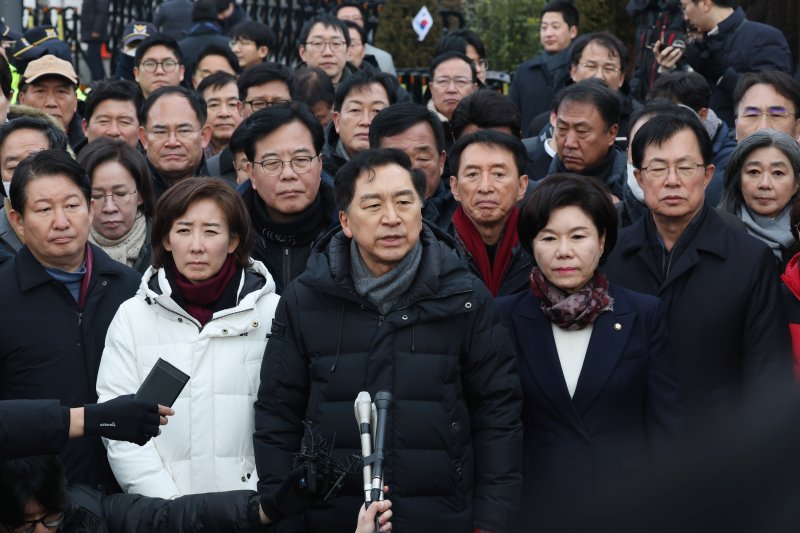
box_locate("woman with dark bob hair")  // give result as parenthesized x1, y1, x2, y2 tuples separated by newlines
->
(77, 138, 156, 273)
(96, 177, 281, 498)
(719, 129, 800, 267)
(497, 174, 682, 530)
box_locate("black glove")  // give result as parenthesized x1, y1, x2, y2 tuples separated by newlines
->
(259, 466, 320, 523)
(84, 394, 160, 446)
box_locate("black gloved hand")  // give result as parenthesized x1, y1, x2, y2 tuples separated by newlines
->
(84, 394, 160, 446)
(259, 466, 320, 523)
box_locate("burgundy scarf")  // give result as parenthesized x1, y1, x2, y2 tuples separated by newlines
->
(530, 266, 614, 330)
(171, 255, 237, 326)
(453, 206, 519, 296)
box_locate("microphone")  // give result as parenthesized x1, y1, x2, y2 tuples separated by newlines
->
(370, 390, 392, 504)
(354, 391, 374, 504)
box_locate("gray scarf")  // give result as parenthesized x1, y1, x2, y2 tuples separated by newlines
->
(738, 204, 795, 260)
(89, 211, 147, 267)
(350, 239, 423, 315)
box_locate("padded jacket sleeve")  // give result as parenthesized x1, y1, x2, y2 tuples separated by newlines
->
(461, 281, 523, 531)
(0, 399, 68, 459)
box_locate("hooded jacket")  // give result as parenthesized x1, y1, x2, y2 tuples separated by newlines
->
(254, 225, 522, 532)
(96, 260, 280, 499)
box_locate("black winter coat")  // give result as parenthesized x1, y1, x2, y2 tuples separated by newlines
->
(63, 485, 265, 532)
(0, 399, 69, 459)
(510, 47, 573, 138)
(603, 205, 793, 422)
(254, 226, 523, 532)
(80, 0, 110, 42)
(682, 7, 792, 126)
(0, 244, 140, 491)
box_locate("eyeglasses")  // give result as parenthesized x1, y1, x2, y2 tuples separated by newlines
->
(737, 107, 793, 121)
(244, 99, 291, 112)
(431, 77, 474, 89)
(576, 62, 621, 75)
(641, 161, 705, 180)
(146, 127, 202, 141)
(7, 512, 65, 533)
(253, 154, 319, 175)
(139, 59, 181, 73)
(91, 189, 138, 205)
(304, 40, 347, 52)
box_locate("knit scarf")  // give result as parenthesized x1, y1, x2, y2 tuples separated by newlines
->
(170, 254, 238, 326)
(738, 204, 795, 261)
(89, 212, 147, 268)
(530, 266, 614, 331)
(253, 193, 325, 246)
(453, 206, 519, 296)
(350, 238, 422, 315)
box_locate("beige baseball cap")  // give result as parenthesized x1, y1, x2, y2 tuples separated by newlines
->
(23, 55, 78, 85)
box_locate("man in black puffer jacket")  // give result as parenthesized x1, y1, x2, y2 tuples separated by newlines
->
(254, 148, 522, 532)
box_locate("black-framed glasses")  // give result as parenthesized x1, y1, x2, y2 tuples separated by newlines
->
(244, 99, 291, 112)
(641, 161, 705, 180)
(304, 40, 347, 52)
(139, 59, 181, 73)
(7, 511, 65, 533)
(91, 189, 138, 206)
(253, 154, 319, 175)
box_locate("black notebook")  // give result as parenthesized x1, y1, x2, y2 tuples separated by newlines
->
(135, 358, 190, 407)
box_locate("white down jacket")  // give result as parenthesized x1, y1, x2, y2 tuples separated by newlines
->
(96, 260, 280, 499)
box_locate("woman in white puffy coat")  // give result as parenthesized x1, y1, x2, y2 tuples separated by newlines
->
(96, 178, 280, 499)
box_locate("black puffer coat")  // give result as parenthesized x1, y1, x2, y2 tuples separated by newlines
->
(254, 225, 522, 532)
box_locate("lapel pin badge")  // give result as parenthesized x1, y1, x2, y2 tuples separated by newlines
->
(613, 323, 622, 331)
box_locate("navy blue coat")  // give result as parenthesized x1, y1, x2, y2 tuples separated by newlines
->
(498, 285, 682, 530)
(603, 206, 793, 421)
(683, 7, 792, 126)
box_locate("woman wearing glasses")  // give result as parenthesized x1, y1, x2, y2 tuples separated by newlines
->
(498, 174, 682, 529)
(719, 129, 800, 269)
(77, 139, 155, 273)
(96, 177, 280, 498)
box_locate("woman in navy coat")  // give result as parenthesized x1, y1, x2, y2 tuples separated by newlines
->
(498, 174, 682, 531)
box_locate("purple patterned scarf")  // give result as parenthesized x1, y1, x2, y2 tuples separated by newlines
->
(529, 267, 614, 330)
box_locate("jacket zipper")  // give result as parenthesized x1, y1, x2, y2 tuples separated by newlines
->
(282, 247, 290, 290)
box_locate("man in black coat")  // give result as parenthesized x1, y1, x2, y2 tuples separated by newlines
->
(0, 150, 141, 492)
(603, 112, 793, 423)
(254, 148, 522, 532)
(510, 1, 579, 138)
(653, 0, 792, 127)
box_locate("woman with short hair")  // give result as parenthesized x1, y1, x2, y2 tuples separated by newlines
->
(77, 138, 156, 273)
(498, 173, 682, 529)
(96, 177, 280, 499)
(720, 129, 800, 267)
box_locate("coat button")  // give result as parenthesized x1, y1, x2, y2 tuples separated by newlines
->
(178, 318, 183, 323)
(252, 321, 259, 328)
(450, 421, 460, 432)
(241, 476, 246, 482)
(464, 302, 472, 309)
(401, 314, 408, 320)
(222, 329, 229, 335)
(101, 280, 107, 286)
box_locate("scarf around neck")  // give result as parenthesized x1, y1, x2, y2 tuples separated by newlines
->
(738, 203, 795, 260)
(530, 266, 614, 330)
(253, 192, 325, 246)
(453, 206, 519, 296)
(170, 254, 238, 326)
(350, 238, 422, 315)
(89, 211, 147, 268)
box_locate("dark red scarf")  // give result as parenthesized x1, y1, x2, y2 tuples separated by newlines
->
(453, 206, 519, 296)
(171, 255, 237, 326)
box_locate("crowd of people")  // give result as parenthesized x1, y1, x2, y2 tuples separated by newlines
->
(0, 0, 799, 531)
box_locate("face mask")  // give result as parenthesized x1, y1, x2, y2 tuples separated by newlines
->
(627, 163, 645, 203)
(3, 180, 10, 198)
